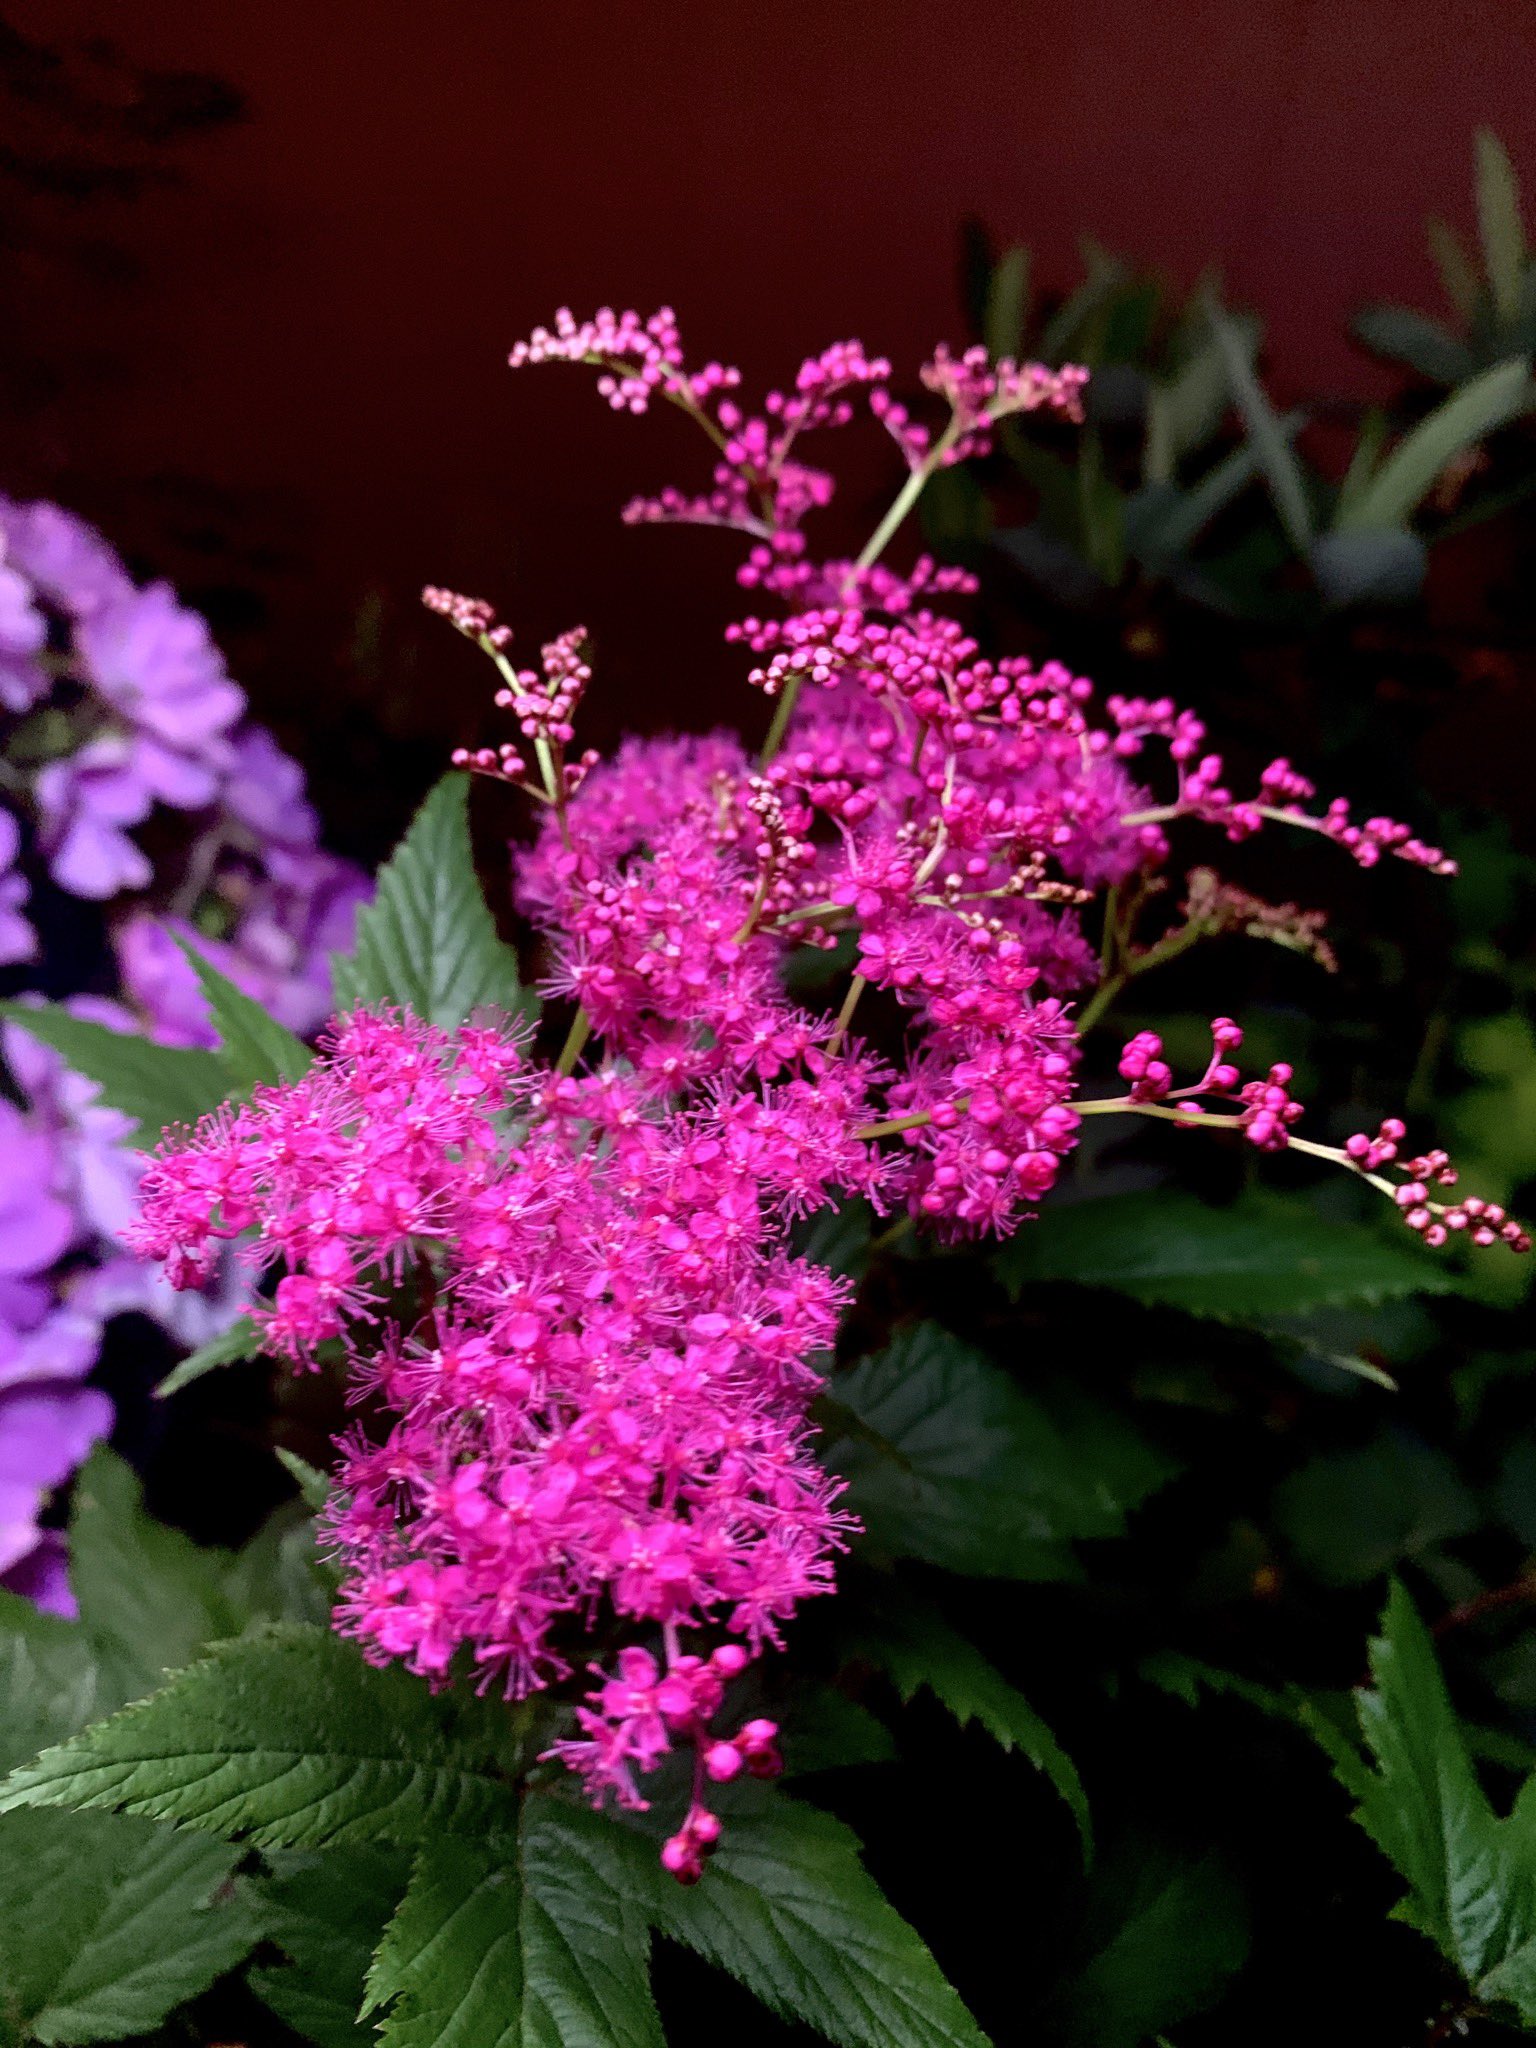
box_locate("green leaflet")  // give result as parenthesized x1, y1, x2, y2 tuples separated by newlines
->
(0, 1810, 261, 2048)
(364, 1806, 662, 2048)
(167, 929, 315, 1087)
(1271, 1432, 1478, 1588)
(1206, 297, 1314, 552)
(251, 1846, 410, 2048)
(846, 1589, 1090, 1858)
(995, 1188, 1455, 1319)
(0, 1623, 526, 1852)
(154, 1313, 264, 1399)
(0, 1508, 280, 2048)
(822, 1322, 1174, 1579)
(1475, 127, 1527, 328)
(1036, 1837, 1250, 2048)
(612, 1787, 991, 2048)
(330, 773, 533, 1029)
(0, 1003, 229, 1145)
(1334, 358, 1530, 532)
(1329, 1582, 1536, 2024)
(66, 1446, 244, 1687)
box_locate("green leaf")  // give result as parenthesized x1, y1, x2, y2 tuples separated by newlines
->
(1308, 527, 1427, 609)
(222, 1501, 335, 1630)
(0, 1810, 262, 2047)
(1272, 1432, 1478, 1587)
(275, 1446, 334, 1512)
(364, 1804, 663, 2048)
(848, 1589, 1090, 1857)
(67, 1446, 243, 1689)
(1428, 213, 1481, 322)
(331, 773, 532, 1029)
(1040, 244, 1128, 363)
(1351, 306, 1474, 386)
(155, 1312, 264, 1399)
(995, 1189, 1455, 1319)
(822, 1323, 1173, 1579)
(1336, 358, 1531, 531)
(1330, 1581, 1536, 2023)
(0, 1595, 120, 1776)
(1038, 1838, 1249, 2048)
(984, 245, 1031, 364)
(168, 929, 315, 1088)
(0, 1003, 228, 1144)
(1156, 316, 1260, 467)
(615, 1789, 990, 2048)
(0, 1623, 527, 1852)
(1476, 128, 1526, 327)
(251, 1845, 409, 2048)
(1206, 297, 1314, 551)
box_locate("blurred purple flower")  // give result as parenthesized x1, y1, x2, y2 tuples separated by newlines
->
(0, 497, 135, 620)
(78, 582, 245, 758)
(0, 1101, 75, 1279)
(0, 807, 37, 964)
(33, 737, 156, 898)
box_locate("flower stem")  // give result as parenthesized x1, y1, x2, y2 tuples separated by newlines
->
(555, 1006, 592, 1078)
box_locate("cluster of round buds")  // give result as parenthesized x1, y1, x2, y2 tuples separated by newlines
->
(492, 626, 591, 748)
(661, 1805, 725, 1884)
(767, 340, 893, 439)
(1343, 1122, 1530, 1252)
(450, 741, 528, 784)
(744, 776, 812, 886)
(509, 305, 692, 414)
(1117, 1030, 1175, 1103)
(1316, 799, 1456, 876)
(918, 346, 1088, 461)
(702, 1717, 784, 1786)
(421, 585, 513, 650)
(1235, 1062, 1305, 1151)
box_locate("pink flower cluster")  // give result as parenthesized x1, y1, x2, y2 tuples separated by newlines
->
(478, 303, 1516, 1255)
(128, 1008, 861, 1850)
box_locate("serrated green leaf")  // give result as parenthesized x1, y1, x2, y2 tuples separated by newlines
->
(331, 774, 532, 1029)
(1337, 358, 1530, 531)
(1206, 297, 1313, 551)
(275, 1446, 333, 1511)
(168, 928, 315, 1088)
(822, 1324, 1174, 1579)
(848, 1589, 1090, 1856)
(1476, 128, 1526, 327)
(1329, 1581, 1536, 2023)
(0, 1003, 228, 1144)
(0, 1809, 262, 2047)
(364, 1805, 663, 2048)
(614, 1788, 990, 2048)
(0, 1624, 526, 1852)
(251, 1845, 409, 2048)
(1037, 1838, 1249, 2048)
(155, 1312, 263, 1398)
(995, 1189, 1454, 1318)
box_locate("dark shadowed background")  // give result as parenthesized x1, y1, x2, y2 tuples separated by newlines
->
(5, 0, 1535, 855)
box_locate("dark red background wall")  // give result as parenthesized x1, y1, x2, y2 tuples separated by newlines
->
(8, 0, 1535, 830)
